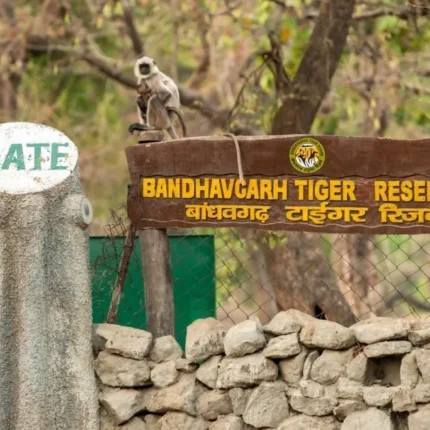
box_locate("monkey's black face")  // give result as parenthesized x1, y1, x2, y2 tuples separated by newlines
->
(139, 63, 151, 76)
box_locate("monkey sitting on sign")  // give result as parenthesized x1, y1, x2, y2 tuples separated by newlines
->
(128, 57, 187, 139)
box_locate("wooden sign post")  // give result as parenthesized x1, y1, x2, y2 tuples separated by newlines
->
(129, 131, 175, 339)
(126, 135, 430, 234)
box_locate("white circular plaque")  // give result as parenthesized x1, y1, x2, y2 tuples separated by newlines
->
(0, 122, 78, 194)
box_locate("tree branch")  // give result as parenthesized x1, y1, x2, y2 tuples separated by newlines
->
(186, 20, 211, 89)
(179, 86, 229, 127)
(85, 55, 229, 126)
(209, 0, 242, 19)
(120, 0, 144, 56)
(81, 53, 136, 87)
(269, 0, 423, 22)
(305, 6, 416, 21)
(384, 291, 430, 313)
(419, 69, 430, 78)
(26, 39, 228, 126)
(351, 6, 416, 21)
(402, 82, 430, 96)
(0, 0, 16, 26)
(267, 0, 287, 8)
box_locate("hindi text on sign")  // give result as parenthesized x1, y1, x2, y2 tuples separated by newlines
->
(285, 203, 368, 225)
(185, 204, 271, 223)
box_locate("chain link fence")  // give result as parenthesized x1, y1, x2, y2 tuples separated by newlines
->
(90, 209, 430, 343)
(211, 230, 430, 324)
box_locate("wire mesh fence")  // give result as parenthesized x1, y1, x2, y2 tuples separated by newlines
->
(90, 209, 430, 343)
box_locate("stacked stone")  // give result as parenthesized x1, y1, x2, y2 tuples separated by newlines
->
(94, 312, 430, 430)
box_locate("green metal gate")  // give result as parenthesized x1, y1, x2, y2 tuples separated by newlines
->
(90, 235, 215, 348)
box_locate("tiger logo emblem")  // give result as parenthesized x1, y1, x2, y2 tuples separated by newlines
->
(289, 138, 325, 173)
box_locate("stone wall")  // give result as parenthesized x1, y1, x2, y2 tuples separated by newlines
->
(94, 311, 430, 429)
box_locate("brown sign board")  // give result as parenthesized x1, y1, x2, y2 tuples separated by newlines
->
(126, 135, 430, 234)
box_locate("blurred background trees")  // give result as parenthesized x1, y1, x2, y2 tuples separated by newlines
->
(1, 0, 429, 324)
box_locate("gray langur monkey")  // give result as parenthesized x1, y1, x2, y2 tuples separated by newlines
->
(145, 93, 186, 139)
(128, 56, 186, 138)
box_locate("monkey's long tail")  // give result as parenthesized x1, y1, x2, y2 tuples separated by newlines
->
(167, 107, 187, 137)
(223, 133, 245, 185)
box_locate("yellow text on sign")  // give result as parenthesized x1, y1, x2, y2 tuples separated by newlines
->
(294, 179, 357, 201)
(374, 180, 430, 202)
(185, 204, 271, 223)
(142, 178, 288, 200)
(285, 203, 368, 225)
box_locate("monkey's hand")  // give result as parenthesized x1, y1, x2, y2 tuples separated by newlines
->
(128, 123, 148, 134)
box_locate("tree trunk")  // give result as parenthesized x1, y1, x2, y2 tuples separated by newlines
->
(0, 73, 19, 121)
(331, 87, 389, 319)
(266, 0, 357, 325)
(331, 233, 377, 319)
(272, 0, 356, 135)
(261, 232, 357, 325)
(0, 0, 19, 120)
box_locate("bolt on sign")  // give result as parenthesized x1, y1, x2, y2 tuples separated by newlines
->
(0, 122, 78, 194)
(126, 135, 430, 234)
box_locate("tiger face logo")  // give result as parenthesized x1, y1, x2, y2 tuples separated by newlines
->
(289, 137, 325, 173)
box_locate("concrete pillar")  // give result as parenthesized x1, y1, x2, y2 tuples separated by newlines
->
(0, 122, 98, 430)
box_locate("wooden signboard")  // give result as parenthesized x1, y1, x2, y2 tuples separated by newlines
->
(126, 135, 430, 234)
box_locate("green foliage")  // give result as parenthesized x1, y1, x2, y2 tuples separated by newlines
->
(376, 16, 400, 32)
